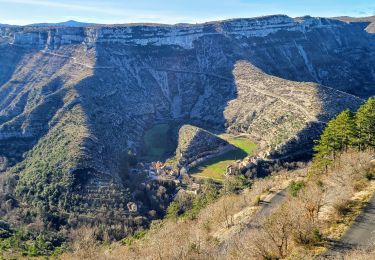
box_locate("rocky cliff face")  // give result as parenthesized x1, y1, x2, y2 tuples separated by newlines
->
(1, 15, 374, 96)
(0, 16, 339, 48)
(0, 15, 372, 223)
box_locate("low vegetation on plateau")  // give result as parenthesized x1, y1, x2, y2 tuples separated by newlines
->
(191, 135, 256, 180)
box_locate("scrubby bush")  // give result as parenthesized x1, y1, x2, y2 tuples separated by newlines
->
(165, 201, 181, 220)
(333, 200, 351, 217)
(223, 175, 248, 193)
(289, 180, 305, 197)
(121, 230, 147, 246)
(365, 171, 374, 181)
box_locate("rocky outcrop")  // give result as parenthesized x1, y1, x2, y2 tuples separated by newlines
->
(367, 22, 375, 33)
(176, 125, 228, 167)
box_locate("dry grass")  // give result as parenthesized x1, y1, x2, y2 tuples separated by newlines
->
(61, 169, 305, 259)
(61, 151, 375, 259)
(319, 151, 375, 240)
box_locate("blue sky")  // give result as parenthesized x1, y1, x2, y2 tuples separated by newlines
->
(0, 0, 374, 25)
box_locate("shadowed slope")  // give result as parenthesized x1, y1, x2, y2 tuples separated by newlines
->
(226, 61, 362, 156)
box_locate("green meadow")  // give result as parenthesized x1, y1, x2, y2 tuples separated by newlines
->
(190, 135, 256, 180)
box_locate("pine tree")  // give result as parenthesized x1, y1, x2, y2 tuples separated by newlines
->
(313, 120, 337, 171)
(313, 97, 375, 173)
(356, 98, 375, 150)
(313, 109, 356, 171)
(333, 109, 356, 151)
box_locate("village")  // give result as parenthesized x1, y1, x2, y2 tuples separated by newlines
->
(128, 153, 265, 200)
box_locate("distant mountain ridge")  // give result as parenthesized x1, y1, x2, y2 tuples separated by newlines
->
(333, 16, 375, 32)
(1, 16, 374, 28)
(28, 20, 96, 27)
(0, 23, 16, 27)
(333, 16, 375, 23)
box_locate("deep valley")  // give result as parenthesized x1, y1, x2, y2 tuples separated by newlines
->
(0, 14, 374, 259)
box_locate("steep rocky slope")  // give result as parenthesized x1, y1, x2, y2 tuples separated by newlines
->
(0, 15, 372, 225)
(226, 61, 362, 156)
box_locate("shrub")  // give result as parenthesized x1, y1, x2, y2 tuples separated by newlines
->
(0, 220, 12, 239)
(334, 200, 351, 217)
(121, 230, 147, 246)
(365, 171, 374, 181)
(166, 202, 180, 220)
(353, 179, 368, 192)
(312, 228, 322, 243)
(224, 175, 248, 194)
(254, 195, 261, 206)
(289, 181, 305, 197)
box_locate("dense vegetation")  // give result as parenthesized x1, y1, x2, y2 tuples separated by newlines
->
(0, 120, 173, 257)
(165, 176, 247, 221)
(314, 97, 375, 171)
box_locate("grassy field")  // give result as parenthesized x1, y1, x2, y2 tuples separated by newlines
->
(191, 135, 256, 180)
(143, 124, 175, 161)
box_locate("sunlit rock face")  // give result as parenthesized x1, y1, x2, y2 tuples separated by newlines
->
(0, 15, 371, 216)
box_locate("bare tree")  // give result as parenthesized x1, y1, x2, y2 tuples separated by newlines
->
(298, 183, 326, 223)
(262, 204, 295, 258)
